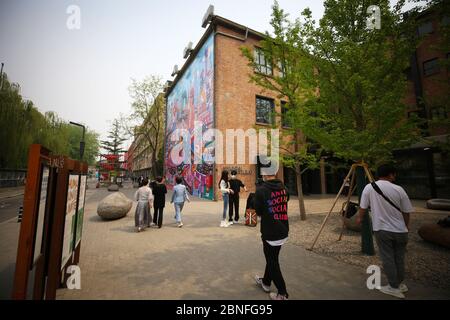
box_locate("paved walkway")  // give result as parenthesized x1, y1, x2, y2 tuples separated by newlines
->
(54, 185, 448, 300)
(0, 186, 24, 200)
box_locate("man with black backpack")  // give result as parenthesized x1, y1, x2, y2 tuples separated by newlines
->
(356, 164, 414, 299)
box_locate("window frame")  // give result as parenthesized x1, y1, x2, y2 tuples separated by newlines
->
(255, 96, 275, 126)
(423, 58, 440, 77)
(254, 48, 273, 76)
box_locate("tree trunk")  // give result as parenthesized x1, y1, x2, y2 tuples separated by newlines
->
(294, 129, 307, 221)
(356, 166, 375, 255)
(151, 152, 158, 179)
(295, 163, 307, 221)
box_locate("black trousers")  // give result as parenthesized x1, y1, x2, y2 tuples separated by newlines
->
(152, 206, 164, 228)
(262, 240, 288, 297)
(229, 194, 240, 221)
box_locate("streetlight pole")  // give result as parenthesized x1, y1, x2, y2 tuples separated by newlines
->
(0, 63, 4, 90)
(69, 121, 86, 161)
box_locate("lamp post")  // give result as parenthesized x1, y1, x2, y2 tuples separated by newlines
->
(0, 63, 4, 90)
(69, 121, 86, 161)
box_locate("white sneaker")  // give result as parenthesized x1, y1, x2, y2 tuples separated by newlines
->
(399, 283, 409, 293)
(228, 221, 234, 225)
(269, 292, 289, 300)
(254, 275, 270, 293)
(220, 220, 229, 228)
(178, 222, 183, 228)
(378, 285, 405, 299)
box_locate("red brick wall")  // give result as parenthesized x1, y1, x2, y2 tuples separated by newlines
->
(214, 25, 293, 199)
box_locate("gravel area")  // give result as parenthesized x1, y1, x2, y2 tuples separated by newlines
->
(289, 210, 450, 291)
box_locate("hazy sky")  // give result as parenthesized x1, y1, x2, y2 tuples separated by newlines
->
(0, 0, 413, 147)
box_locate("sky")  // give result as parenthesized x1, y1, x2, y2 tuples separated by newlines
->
(0, 0, 417, 148)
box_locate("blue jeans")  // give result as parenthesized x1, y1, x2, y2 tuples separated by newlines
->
(174, 202, 184, 223)
(222, 193, 229, 220)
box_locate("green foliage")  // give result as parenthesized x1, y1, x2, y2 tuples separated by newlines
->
(300, 0, 422, 166)
(243, 0, 424, 169)
(0, 73, 100, 168)
(100, 119, 127, 156)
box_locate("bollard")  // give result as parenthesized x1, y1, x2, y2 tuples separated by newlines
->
(17, 205, 23, 223)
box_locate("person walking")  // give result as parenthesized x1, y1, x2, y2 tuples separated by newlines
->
(356, 164, 414, 299)
(134, 177, 153, 232)
(219, 170, 234, 228)
(170, 176, 190, 228)
(254, 172, 290, 301)
(228, 170, 247, 224)
(152, 176, 168, 228)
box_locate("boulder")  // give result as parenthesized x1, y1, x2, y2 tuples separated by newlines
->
(97, 192, 132, 220)
(426, 199, 450, 211)
(418, 223, 450, 249)
(108, 184, 120, 192)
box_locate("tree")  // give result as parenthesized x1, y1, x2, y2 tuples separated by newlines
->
(241, 2, 320, 220)
(122, 75, 166, 179)
(244, 0, 423, 254)
(100, 119, 127, 182)
(0, 73, 100, 168)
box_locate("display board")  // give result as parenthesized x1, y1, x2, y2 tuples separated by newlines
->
(61, 174, 79, 270)
(75, 175, 87, 247)
(32, 166, 49, 265)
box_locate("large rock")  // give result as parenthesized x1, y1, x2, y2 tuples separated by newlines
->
(426, 199, 450, 211)
(108, 184, 120, 192)
(97, 192, 132, 220)
(418, 223, 450, 249)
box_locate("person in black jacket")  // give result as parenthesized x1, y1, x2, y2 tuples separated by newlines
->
(228, 170, 247, 224)
(151, 176, 168, 228)
(254, 173, 290, 301)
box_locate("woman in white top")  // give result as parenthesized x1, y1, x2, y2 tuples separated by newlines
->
(219, 170, 234, 227)
(134, 177, 154, 232)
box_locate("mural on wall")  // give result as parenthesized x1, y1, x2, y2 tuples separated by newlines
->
(165, 34, 215, 200)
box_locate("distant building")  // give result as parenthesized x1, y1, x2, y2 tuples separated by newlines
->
(129, 93, 166, 179)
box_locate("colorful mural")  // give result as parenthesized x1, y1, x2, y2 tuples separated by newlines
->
(165, 34, 215, 200)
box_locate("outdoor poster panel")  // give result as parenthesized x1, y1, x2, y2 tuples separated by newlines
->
(75, 175, 87, 247)
(32, 166, 49, 265)
(61, 174, 79, 269)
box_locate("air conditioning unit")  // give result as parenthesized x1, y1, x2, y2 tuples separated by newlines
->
(201, 5, 214, 28)
(183, 42, 194, 59)
(171, 65, 179, 77)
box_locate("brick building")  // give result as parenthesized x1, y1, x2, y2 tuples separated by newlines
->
(395, 5, 450, 199)
(164, 11, 300, 200)
(164, 5, 449, 201)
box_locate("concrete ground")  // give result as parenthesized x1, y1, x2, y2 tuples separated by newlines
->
(55, 183, 448, 300)
(1, 182, 448, 300)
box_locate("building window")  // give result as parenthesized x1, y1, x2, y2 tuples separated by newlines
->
(281, 101, 290, 128)
(418, 21, 433, 36)
(254, 48, 273, 76)
(278, 61, 286, 78)
(431, 106, 448, 120)
(256, 96, 274, 125)
(423, 58, 440, 76)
